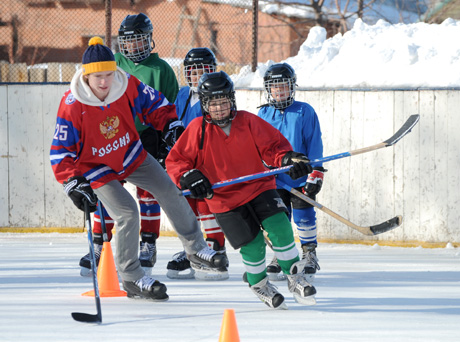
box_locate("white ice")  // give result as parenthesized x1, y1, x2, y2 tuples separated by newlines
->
(1, 233, 459, 342)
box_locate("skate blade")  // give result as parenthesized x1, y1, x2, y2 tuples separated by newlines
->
(127, 293, 170, 302)
(80, 267, 94, 277)
(304, 273, 316, 283)
(293, 293, 316, 306)
(166, 269, 195, 280)
(267, 272, 287, 282)
(194, 270, 229, 281)
(276, 302, 289, 310)
(142, 266, 153, 276)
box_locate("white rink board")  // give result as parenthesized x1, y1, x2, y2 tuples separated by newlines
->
(1, 85, 459, 244)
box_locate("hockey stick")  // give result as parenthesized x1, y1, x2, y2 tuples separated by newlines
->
(182, 114, 420, 196)
(98, 200, 109, 243)
(71, 200, 102, 324)
(277, 180, 402, 236)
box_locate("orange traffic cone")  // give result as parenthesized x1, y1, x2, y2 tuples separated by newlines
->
(218, 309, 240, 342)
(82, 241, 126, 297)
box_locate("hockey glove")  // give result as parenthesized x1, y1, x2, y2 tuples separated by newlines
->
(156, 141, 169, 169)
(63, 176, 98, 212)
(140, 126, 161, 158)
(162, 119, 185, 150)
(180, 169, 214, 199)
(303, 167, 325, 197)
(281, 151, 313, 180)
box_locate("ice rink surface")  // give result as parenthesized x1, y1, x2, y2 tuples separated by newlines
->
(1, 233, 459, 342)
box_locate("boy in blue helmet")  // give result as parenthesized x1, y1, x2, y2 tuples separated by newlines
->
(258, 62, 324, 282)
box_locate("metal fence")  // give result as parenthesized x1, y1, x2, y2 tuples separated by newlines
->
(1, 0, 317, 85)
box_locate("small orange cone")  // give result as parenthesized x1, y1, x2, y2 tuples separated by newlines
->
(218, 309, 240, 342)
(82, 241, 127, 297)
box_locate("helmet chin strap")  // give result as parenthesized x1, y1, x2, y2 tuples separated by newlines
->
(213, 118, 231, 127)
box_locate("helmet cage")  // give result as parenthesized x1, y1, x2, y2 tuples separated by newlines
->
(264, 77, 296, 110)
(184, 64, 216, 91)
(118, 33, 152, 63)
(201, 94, 237, 126)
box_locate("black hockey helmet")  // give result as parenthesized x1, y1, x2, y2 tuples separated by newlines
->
(118, 13, 155, 62)
(183, 47, 217, 89)
(263, 63, 297, 109)
(198, 71, 237, 126)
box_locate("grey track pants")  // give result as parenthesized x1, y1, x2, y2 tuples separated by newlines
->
(93, 154, 207, 282)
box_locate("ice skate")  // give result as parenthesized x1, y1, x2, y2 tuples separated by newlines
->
(250, 276, 288, 310)
(301, 243, 320, 282)
(139, 233, 157, 275)
(187, 246, 229, 281)
(122, 275, 169, 301)
(166, 250, 195, 279)
(287, 259, 317, 306)
(266, 255, 287, 281)
(79, 242, 102, 277)
(197, 238, 230, 280)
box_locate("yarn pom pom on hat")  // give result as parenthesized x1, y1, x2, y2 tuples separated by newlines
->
(82, 36, 117, 75)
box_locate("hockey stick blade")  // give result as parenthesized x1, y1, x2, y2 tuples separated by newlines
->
(383, 114, 420, 146)
(369, 215, 403, 235)
(277, 181, 403, 236)
(71, 312, 102, 324)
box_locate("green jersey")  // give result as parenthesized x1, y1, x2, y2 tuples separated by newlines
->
(115, 52, 179, 132)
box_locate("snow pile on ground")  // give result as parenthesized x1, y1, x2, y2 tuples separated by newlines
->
(233, 18, 460, 89)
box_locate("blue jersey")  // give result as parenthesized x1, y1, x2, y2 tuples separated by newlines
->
(258, 101, 323, 188)
(174, 86, 203, 128)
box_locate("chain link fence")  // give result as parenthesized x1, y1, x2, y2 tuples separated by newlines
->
(0, 0, 327, 85)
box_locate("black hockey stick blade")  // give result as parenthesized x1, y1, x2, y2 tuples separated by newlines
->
(369, 215, 403, 235)
(383, 114, 420, 146)
(71, 312, 102, 324)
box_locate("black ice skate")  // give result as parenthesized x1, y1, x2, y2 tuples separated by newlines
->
(301, 243, 320, 282)
(266, 255, 287, 281)
(122, 275, 169, 301)
(139, 233, 157, 275)
(166, 250, 195, 279)
(250, 276, 288, 310)
(198, 238, 229, 281)
(287, 259, 317, 306)
(187, 245, 229, 281)
(79, 242, 102, 277)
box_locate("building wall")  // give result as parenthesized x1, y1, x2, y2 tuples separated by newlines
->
(1, 84, 459, 245)
(0, 0, 319, 69)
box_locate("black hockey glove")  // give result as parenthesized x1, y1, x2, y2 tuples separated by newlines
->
(140, 126, 161, 158)
(303, 167, 325, 197)
(63, 176, 98, 212)
(156, 141, 169, 169)
(180, 169, 214, 200)
(281, 151, 313, 180)
(162, 119, 185, 150)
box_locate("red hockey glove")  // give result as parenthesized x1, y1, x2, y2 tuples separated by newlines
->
(303, 168, 324, 197)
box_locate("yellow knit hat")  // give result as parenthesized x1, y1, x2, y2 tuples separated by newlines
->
(82, 36, 117, 75)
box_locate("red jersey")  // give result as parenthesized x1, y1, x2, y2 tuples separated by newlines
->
(166, 111, 293, 213)
(50, 72, 177, 188)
